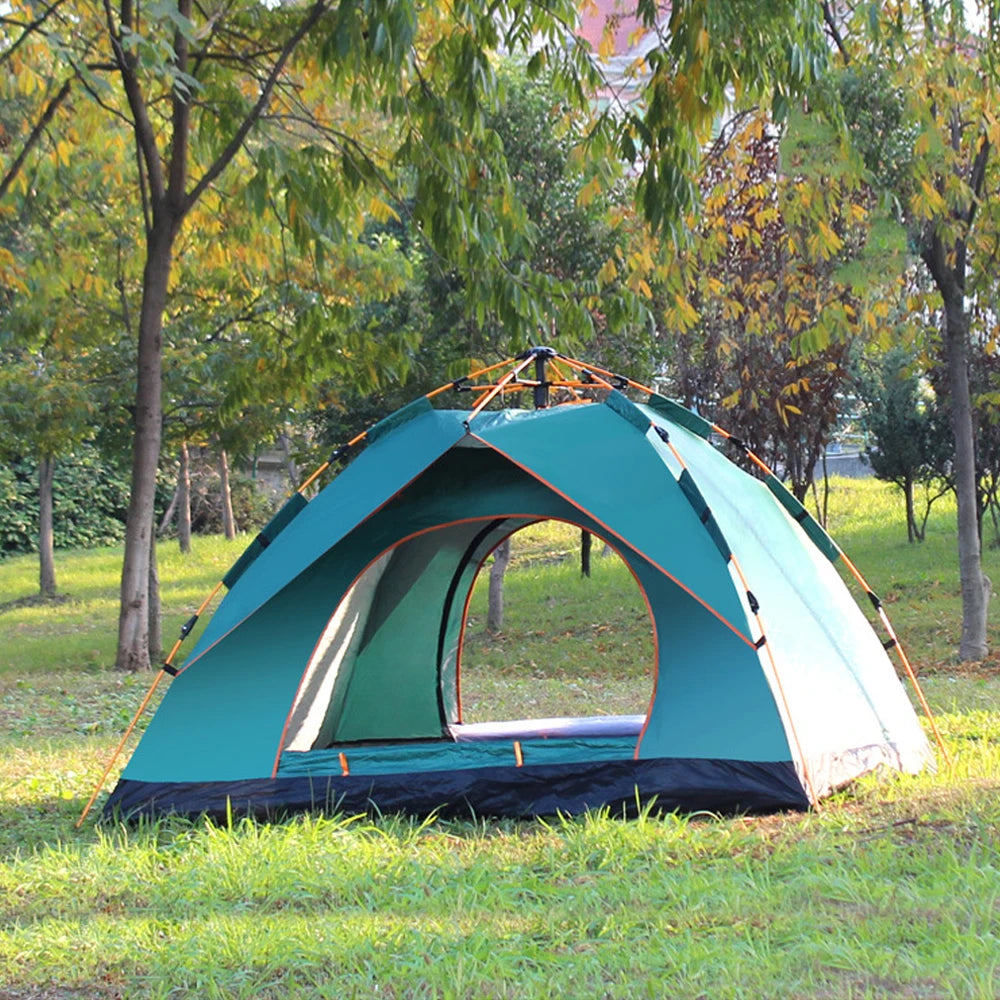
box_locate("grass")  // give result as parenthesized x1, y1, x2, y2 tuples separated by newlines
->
(1, 478, 999, 998)
(461, 525, 654, 720)
(824, 478, 1000, 672)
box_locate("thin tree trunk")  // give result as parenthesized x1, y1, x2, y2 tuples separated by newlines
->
(810, 452, 830, 528)
(904, 474, 918, 543)
(218, 446, 236, 540)
(988, 482, 1000, 549)
(116, 220, 174, 672)
(158, 486, 179, 535)
(580, 529, 592, 577)
(943, 293, 989, 660)
(111, 0, 326, 671)
(178, 440, 192, 553)
(487, 538, 511, 634)
(278, 431, 300, 490)
(820, 451, 830, 529)
(38, 455, 56, 597)
(148, 526, 162, 660)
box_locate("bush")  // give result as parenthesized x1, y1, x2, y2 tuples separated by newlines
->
(0, 445, 281, 560)
(0, 446, 132, 558)
(159, 449, 281, 538)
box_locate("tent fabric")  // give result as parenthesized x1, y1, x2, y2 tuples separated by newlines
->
(181, 406, 469, 669)
(105, 389, 933, 821)
(640, 407, 933, 796)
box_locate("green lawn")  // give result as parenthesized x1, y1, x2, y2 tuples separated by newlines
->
(1, 478, 999, 998)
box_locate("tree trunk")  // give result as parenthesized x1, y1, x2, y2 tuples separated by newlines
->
(158, 487, 179, 535)
(218, 447, 236, 540)
(904, 474, 917, 543)
(278, 431, 300, 490)
(38, 455, 56, 598)
(487, 537, 511, 634)
(116, 220, 174, 672)
(580, 529, 592, 577)
(148, 526, 162, 661)
(943, 292, 989, 660)
(178, 440, 192, 554)
(819, 451, 830, 529)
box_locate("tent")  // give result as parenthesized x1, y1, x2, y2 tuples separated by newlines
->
(99, 350, 937, 822)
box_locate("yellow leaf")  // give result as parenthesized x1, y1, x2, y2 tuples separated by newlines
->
(578, 176, 603, 208)
(367, 196, 399, 223)
(597, 257, 618, 285)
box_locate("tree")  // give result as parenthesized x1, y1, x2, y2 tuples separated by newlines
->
(3, 0, 829, 671)
(95, 0, 618, 671)
(821, 0, 1000, 659)
(658, 111, 885, 501)
(0, 350, 94, 595)
(859, 345, 951, 542)
(486, 538, 511, 635)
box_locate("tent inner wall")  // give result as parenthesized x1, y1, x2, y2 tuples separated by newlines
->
(286, 517, 533, 747)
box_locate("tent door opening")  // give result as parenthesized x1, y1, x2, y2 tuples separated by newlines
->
(453, 520, 656, 741)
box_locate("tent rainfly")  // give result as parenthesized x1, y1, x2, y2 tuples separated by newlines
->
(86, 349, 941, 823)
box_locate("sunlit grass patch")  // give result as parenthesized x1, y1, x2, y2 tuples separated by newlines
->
(0, 536, 244, 674)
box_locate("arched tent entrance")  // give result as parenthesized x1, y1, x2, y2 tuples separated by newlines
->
(267, 441, 784, 770)
(96, 351, 937, 823)
(455, 520, 656, 726)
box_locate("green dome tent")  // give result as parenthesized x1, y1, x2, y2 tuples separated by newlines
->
(95, 350, 939, 822)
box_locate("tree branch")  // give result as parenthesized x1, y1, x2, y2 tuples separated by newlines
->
(821, 0, 850, 66)
(166, 0, 193, 217)
(104, 0, 167, 206)
(921, 230, 958, 300)
(0, 77, 72, 202)
(966, 134, 991, 228)
(183, 0, 331, 212)
(0, 0, 70, 68)
(116, 242, 135, 339)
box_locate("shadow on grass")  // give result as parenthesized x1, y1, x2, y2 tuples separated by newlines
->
(0, 593, 74, 615)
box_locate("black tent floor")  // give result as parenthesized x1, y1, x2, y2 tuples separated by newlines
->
(104, 756, 808, 822)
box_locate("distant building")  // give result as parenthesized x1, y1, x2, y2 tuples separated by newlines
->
(577, 1, 663, 110)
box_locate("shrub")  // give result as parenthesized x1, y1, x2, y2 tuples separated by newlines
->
(0, 446, 132, 558)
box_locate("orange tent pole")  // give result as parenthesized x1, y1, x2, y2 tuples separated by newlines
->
(655, 421, 820, 806)
(556, 354, 656, 396)
(297, 430, 369, 494)
(465, 355, 535, 421)
(552, 356, 616, 391)
(709, 424, 774, 476)
(75, 670, 166, 828)
(840, 552, 951, 765)
(75, 579, 225, 828)
(729, 554, 821, 808)
(425, 357, 519, 400)
(705, 417, 949, 766)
